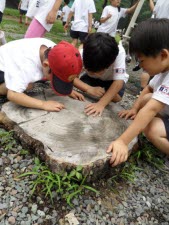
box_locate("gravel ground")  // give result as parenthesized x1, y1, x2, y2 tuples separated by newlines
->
(0, 64, 169, 225)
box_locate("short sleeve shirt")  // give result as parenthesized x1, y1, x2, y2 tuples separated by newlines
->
(0, 0, 6, 13)
(0, 38, 55, 93)
(20, 0, 29, 11)
(70, 0, 96, 32)
(97, 5, 127, 37)
(87, 42, 129, 83)
(149, 71, 169, 116)
(153, 0, 169, 19)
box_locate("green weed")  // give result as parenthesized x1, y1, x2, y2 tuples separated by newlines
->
(0, 129, 16, 151)
(18, 157, 99, 206)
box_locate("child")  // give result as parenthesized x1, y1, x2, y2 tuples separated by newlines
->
(107, 18, 169, 167)
(0, 0, 6, 24)
(60, 0, 71, 36)
(0, 38, 84, 110)
(18, 0, 29, 25)
(149, 0, 169, 18)
(73, 32, 128, 117)
(64, 0, 96, 47)
(97, 0, 139, 37)
(25, 0, 62, 38)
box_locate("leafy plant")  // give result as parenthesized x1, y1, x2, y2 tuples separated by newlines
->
(0, 129, 17, 151)
(18, 157, 98, 206)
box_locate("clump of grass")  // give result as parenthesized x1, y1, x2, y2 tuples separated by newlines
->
(18, 157, 98, 206)
(0, 129, 16, 151)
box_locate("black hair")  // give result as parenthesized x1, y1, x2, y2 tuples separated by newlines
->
(83, 33, 119, 72)
(129, 18, 169, 57)
(44, 47, 51, 59)
(64, 0, 70, 5)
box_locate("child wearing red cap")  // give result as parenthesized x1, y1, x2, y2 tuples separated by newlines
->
(0, 38, 84, 110)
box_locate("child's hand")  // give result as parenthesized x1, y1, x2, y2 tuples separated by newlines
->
(106, 139, 128, 167)
(42, 100, 65, 112)
(86, 86, 105, 98)
(84, 102, 105, 117)
(118, 108, 138, 120)
(46, 10, 56, 24)
(69, 90, 85, 101)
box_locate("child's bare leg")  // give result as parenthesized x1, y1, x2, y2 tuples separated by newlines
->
(143, 117, 169, 155)
(25, 16, 28, 25)
(0, 83, 7, 95)
(71, 39, 78, 47)
(112, 94, 122, 103)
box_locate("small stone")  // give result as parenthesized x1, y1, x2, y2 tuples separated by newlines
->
(8, 216, 16, 224)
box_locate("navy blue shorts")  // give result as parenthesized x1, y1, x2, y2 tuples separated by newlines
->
(0, 71, 4, 84)
(162, 116, 169, 140)
(19, 9, 27, 15)
(0, 12, 3, 23)
(80, 73, 125, 97)
(70, 29, 88, 42)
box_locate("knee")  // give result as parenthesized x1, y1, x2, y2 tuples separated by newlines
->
(143, 123, 157, 143)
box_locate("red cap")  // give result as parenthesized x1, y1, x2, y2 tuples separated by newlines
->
(48, 41, 82, 95)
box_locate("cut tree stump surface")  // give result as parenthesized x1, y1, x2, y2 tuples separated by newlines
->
(0, 89, 138, 180)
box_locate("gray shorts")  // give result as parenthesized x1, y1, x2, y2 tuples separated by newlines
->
(162, 116, 169, 140)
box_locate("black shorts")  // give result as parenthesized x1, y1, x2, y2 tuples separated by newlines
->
(62, 21, 66, 26)
(19, 9, 27, 15)
(0, 71, 4, 84)
(80, 73, 125, 97)
(0, 12, 3, 23)
(70, 29, 88, 43)
(162, 116, 169, 140)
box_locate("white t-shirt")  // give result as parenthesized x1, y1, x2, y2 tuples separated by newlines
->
(62, 5, 70, 22)
(20, 0, 29, 11)
(149, 71, 169, 117)
(70, 0, 96, 32)
(35, 0, 56, 31)
(153, 0, 169, 19)
(97, 6, 127, 37)
(26, 0, 56, 31)
(0, 38, 55, 93)
(0, 0, 6, 13)
(87, 43, 129, 83)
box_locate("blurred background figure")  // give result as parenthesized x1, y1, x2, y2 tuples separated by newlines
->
(60, 0, 70, 36)
(18, 0, 30, 25)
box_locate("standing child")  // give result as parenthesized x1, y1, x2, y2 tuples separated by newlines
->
(0, 0, 6, 24)
(0, 38, 84, 109)
(73, 32, 128, 117)
(60, 0, 71, 36)
(25, 0, 62, 38)
(97, 0, 139, 37)
(107, 18, 169, 167)
(64, 0, 96, 47)
(18, 0, 29, 25)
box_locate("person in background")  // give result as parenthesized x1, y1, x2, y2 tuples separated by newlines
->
(64, 0, 96, 47)
(60, 0, 70, 36)
(25, 0, 62, 38)
(97, 0, 140, 37)
(0, 0, 6, 24)
(18, 0, 30, 25)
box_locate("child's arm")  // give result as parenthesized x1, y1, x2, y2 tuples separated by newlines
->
(7, 90, 65, 112)
(69, 90, 85, 101)
(118, 85, 152, 120)
(149, 0, 155, 12)
(73, 77, 105, 98)
(88, 13, 93, 33)
(85, 80, 124, 116)
(64, 11, 74, 29)
(18, 1, 22, 9)
(126, 0, 140, 14)
(46, 0, 62, 24)
(107, 98, 165, 167)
